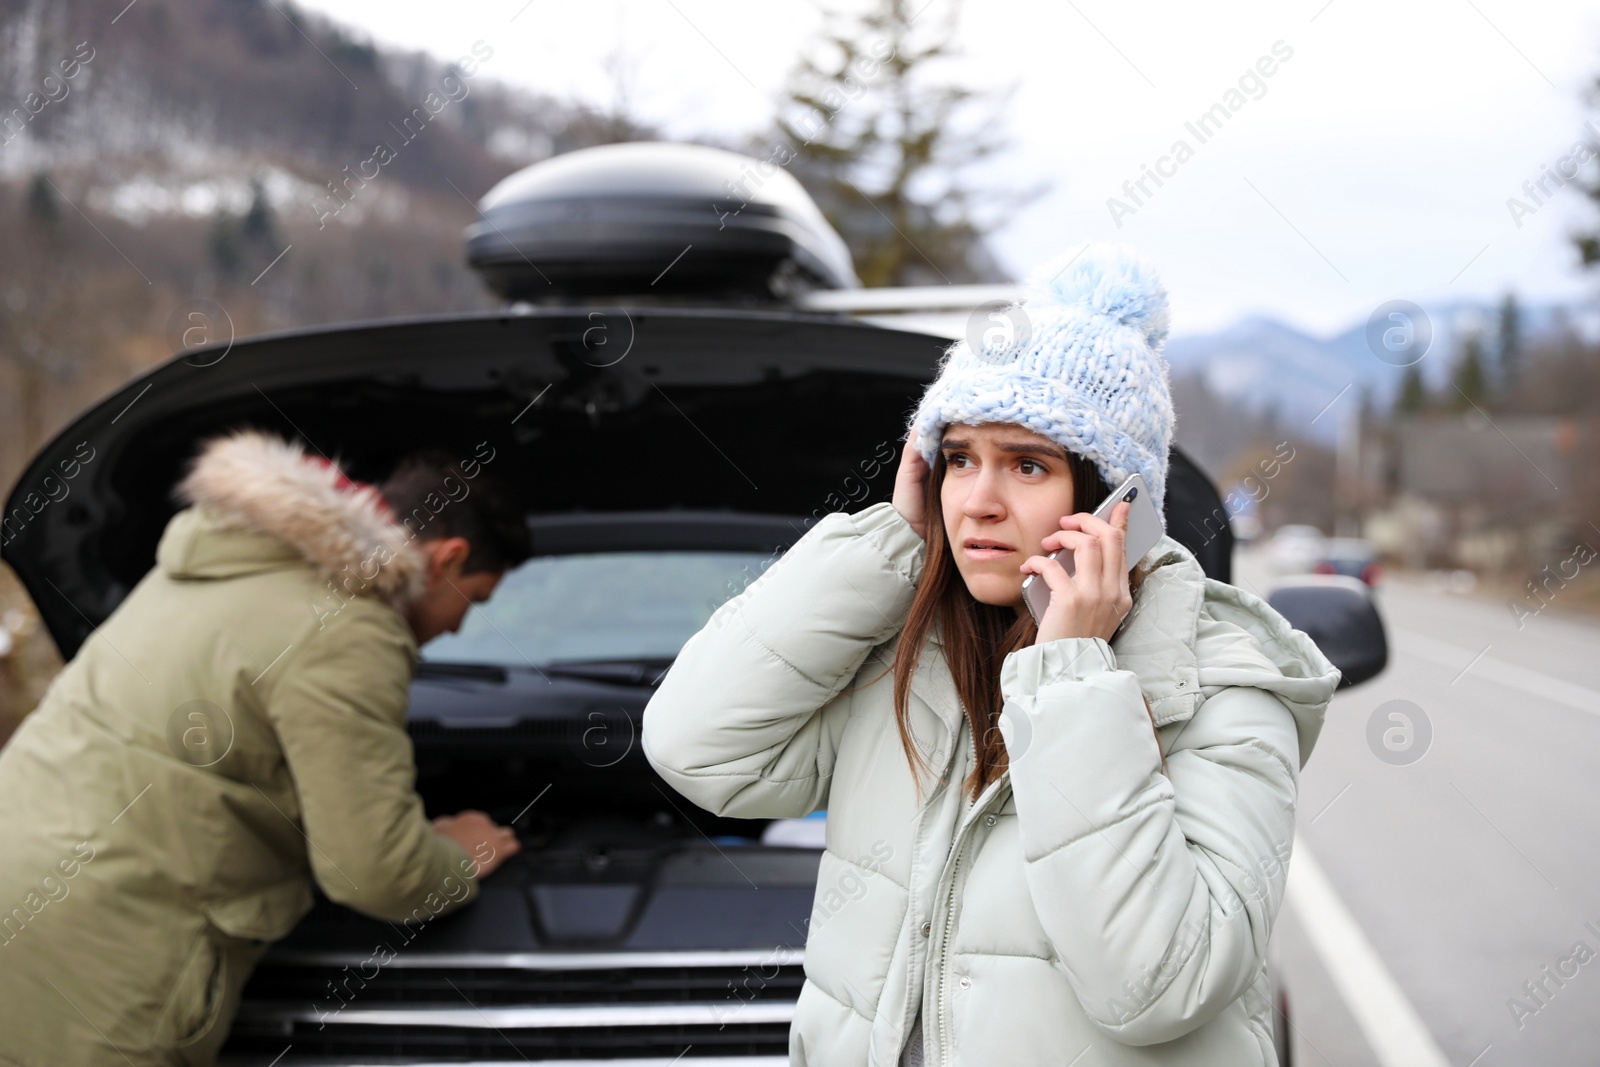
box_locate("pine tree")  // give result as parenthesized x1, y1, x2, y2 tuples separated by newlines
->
(1450, 332, 1489, 411)
(1496, 291, 1522, 391)
(208, 210, 244, 282)
(771, 0, 1041, 286)
(1396, 364, 1426, 414)
(596, 42, 653, 144)
(1572, 86, 1600, 268)
(242, 180, 280, 250)
(25, 173, 60, 230)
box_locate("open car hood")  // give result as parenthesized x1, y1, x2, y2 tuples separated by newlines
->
(3, 308, 947, 658)
(3, 306, 1232, 659)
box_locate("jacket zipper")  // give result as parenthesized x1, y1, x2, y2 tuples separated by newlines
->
(934, 831, 960, 1067)
(933, 773, 1008, 1067)
(934, 800, 968, 1067)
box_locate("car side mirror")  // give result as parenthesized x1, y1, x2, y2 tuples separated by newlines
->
(1267, 576, 1388, 688)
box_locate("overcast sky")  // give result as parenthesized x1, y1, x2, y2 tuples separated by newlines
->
(295, 0, 1600, 338)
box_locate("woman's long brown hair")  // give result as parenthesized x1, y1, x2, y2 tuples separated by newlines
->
(852, 446, 1159, 802)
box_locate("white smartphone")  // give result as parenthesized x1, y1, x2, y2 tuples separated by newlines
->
(1021, 472, 1165, 625)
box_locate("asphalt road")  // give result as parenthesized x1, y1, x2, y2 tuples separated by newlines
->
(1232, 548, 1600, 1067)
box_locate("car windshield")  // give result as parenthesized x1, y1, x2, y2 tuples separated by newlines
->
(421, 550, 780, 667)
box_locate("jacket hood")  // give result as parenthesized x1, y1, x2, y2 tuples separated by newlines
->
(157, 430, 427, 608)
(1109, 535, 1341, 768)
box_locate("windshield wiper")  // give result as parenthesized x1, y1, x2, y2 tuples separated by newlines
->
(416, 658, 677, 686)
(539, 658, 676, 687)
(415, 661, 509, 682)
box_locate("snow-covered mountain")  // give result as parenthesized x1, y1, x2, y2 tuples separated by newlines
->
(0, 0, 637, 225)
(1163, 298, 1600, 443)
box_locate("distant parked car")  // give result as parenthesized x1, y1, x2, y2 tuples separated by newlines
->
(1314, 537, 1384, 587)
(1267, 524, 1327, 576)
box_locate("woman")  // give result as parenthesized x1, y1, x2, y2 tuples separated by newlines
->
(642, 244, 1340, 1066)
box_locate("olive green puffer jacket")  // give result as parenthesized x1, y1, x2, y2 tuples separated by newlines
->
(0, 432, 481, 1067)
(644, 501, 1340, 1066)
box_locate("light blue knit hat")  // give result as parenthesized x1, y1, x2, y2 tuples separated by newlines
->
(907, 242, 1177, 513)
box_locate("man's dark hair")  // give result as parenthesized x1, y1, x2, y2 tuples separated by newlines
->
(379, 449, 531, 574)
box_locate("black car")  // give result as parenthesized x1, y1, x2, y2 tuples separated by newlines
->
(2, 142, 1383, 1066)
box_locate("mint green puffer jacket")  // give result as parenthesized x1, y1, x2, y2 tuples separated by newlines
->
(643, 501, 1340, 1066)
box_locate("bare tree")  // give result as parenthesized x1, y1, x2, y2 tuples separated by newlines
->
(596, 34, 655, 144)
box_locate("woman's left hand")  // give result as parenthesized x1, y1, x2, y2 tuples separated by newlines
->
(1021, 500, 1134, 645)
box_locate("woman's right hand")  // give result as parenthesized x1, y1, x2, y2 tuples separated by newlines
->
(890, 430, 930, 540)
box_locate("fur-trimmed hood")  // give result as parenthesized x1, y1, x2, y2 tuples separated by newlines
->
(163, 429, 427, 608)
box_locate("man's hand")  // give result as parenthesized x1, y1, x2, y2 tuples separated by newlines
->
(431, 809, 520, 879)
(1021, 499, 1134, 645)
(890, 430, 931, 540)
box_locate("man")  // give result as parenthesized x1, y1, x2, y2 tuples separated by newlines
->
(0, 429, 529, 1067)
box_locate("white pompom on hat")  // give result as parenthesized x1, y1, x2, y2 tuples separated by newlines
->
(906, 241, 1177, 512)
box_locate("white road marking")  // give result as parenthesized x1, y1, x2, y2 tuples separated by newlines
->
(1286, 835, 1451, 1067)
(1393, 628, 1600, 719)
